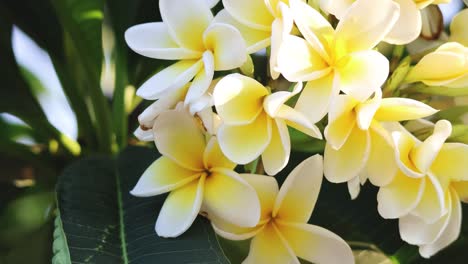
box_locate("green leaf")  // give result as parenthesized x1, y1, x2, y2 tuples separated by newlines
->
(53, 146, 229, 263)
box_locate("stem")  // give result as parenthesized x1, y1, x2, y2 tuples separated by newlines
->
(112, 44, 129, 150)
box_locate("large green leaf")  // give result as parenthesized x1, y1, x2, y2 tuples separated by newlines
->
(53, 146, 229, 263)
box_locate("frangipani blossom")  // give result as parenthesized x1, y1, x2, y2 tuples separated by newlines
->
(378, 120, 468, 258)
(213, 73, 321, 175)
(221, 0, 295, 79)
(323, 89, 437, 198)
(450, 9, 468, 47)
(277, 0, 398, 123)
(320, 0, 450, 44)
(125, 0, 247, 107)
(212, 155, 355, 264)
(405, 42, 468, 88)
(131, 108, 261, 237)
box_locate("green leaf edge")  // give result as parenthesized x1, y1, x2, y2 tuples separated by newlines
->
(52, 207, 72, 264)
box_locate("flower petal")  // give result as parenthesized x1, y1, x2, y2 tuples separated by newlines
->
(296, 74, 338, 124)
(203, 23, 247, 70)
(125, 22, 202, 59)
(241, 173, 279, 220)
(334, 0, 399, 53)
(203, 168, 261, 227)
(348, 175, 362, 200)
(411, 172, 448, 223)
(450, 9, 468, 47)
(290, 0, 334, 61)
(384, 0, 421, 44)
(213, 73, 268, 125)
(137, 60, 202, 100)
(222, 0, 273, 31)
(153, 108, 206, 171)
(355, 89, 382, 130)
(392, 130, 424, 178)
(374, 98, 438, 121)
(134, 127, 154, 142)
(410, 120, 452, 174)
(366, 123, 398, 187)
(160, 0, 212, 51)
(213, 10, 270, 53)
(270, 4, 294, 80)
(203, 136, 236, 170)
(273, 155, 324, 222)
(324, 94, 358, 149)
(262, 119, 290, 176)
(138, 84, 190, 128)
(276, 35, 329, 82)
(131, 157, 201, 197)
(324, 126, 370, 183)
(217, 112, 272, 164)
(419, 189, 462, 258)
(431, 143, 468, 183)
(184, 52, 215, 105)
(205, 0, 219, 8)
(452, 181, 468, 203)
(277, 222, 354, 264)
(155, 176, 205, 237)
(399, 190, 451, 245)
(377, 171, 425, 219)
(337, 50, 389, 101)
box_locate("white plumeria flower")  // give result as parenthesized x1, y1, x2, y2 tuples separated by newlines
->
(125, 0, 247, 107)
(211, 155, 355, 264)
(213, 73, 321, 175)
(378, 120, 468, 258)
(449, 9, 468, 47)
(277, 0, 399, 124)
(323, 89, 437, 199)
(220, 0, 296, 79)
(131, 107, 261, 237)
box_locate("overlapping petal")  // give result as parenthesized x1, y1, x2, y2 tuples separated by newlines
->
(160, 0, 212, 51)
(450, 9, 468, 46)
(366, 124, 398, 186)
(273, 155, 324, 222)
(411, 173, 448, 223)
(222, 0, 273, 31)
(430, 143, 468, 182)
(203, 169, 261, 227)
(153, 108, 206, 171)
(184, 52, 215, 105)
(203, 137, 236, 170)
(155, 176, 205, 237)
(325, 94, 359, 150)
(262, 120, 290, 175)
(131, 157, 201, 197)
(277, 222, 354, 264)
(374, 98, 438, 121)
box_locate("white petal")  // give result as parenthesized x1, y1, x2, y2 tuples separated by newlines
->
(277, 222, 354, 264)
(273, 155, 324, 222)
(399, 190, 451, 245)
(262, 119, 290, 176)
(205, 0, 219, 8)
(348, 175, 361, 200)
(392, 130, 425, 178)
(411, 172, 448, 223)
(355, 89, 382, 130)
(384, 0, 422, 44)
(377, 171, 425, 219)
(184, 52, 215, 105)
(160, 0, 212, 51)
(213, 9, 270, 53)
(155, 176, 205, 237)
(125, 22, 202, 59)
(203, 168, 261, 227)
(153, 108, 206, 171)
(222, 0, 273, 31)
(419, 189, 462, 258)
(133, 127, 154, 142)
(203, 23, 247, 70)
(324, 94, 359, 150)
(296, 74, 339, 124)
(431, 143, 468, 182)
(131, 157, 201, 197)
(374, 98, 438, 122)
(337, 50, 389, 101)
(410, 120, 452, 174)
(137, 60, 202, 100)
(334, 0, 399, 53)
(270, 4, 294, 80)
(324, 126, 370, 183)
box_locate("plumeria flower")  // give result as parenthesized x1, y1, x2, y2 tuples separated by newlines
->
(378, 120, 468, 258)
(405, 42, 468, 88)
(213, 73, 321, 175)
(125, 0, 247, 107)
(324, 89, 437, 198)
(220, 0, 295, 79)
(131, 107, 261, 237)
(277, 0, 399, 123)
(450, 9, 468, 47)
(320, 0, 449, 45)
(211, 155, 355, 264)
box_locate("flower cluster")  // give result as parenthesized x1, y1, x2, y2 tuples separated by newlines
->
(126, 0, 468, 262)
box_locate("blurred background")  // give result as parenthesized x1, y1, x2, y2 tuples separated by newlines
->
(0, 0, 466, 263)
